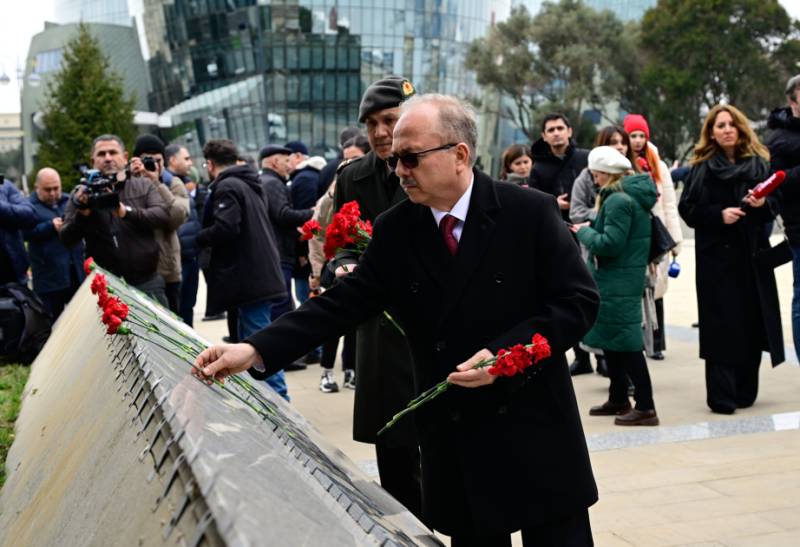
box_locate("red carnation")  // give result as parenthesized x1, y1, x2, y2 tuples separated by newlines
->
(90, 273, 107, 295)
(84, 257, 96, 274)
(300, 219, 322, 241)
(105, 314, 123, 334)
(529, 333, 551, 363)
(489, 344, 532, 377)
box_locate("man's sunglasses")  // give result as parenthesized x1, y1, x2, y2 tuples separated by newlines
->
(387, 143, 458, 171)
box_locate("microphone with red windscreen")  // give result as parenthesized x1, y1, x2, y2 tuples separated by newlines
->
(750, 170, 786, 200)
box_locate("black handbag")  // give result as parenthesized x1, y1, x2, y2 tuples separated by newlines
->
(754, 238, 793, 268)
(649, 214, 677, 263)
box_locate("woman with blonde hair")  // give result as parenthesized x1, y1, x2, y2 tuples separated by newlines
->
(624, 114, 683, 360)
(678, 104, 784, 414)
(571, 146, 660, 425)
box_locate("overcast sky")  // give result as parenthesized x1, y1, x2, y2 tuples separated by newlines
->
(1, 0, 799, 114)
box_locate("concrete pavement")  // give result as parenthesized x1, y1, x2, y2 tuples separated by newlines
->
(192, 232, 800, 546)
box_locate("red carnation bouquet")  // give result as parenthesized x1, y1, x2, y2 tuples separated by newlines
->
(300, 200, 372, 260)
(377, 333, 551, 435)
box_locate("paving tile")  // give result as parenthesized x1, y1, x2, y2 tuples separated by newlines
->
(724, 531, 800, 547)
(754, 506, 800, 531)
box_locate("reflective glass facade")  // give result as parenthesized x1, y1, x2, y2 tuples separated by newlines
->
(55, 0, 132, 26)
(583, 0, 656, 21)
(139, 0, 508, 160)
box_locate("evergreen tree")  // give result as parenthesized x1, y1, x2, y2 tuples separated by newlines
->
(35, 23, 136, 190)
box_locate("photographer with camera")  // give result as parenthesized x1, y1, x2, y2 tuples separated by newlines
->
(60, 134, 171, 304)
(130, 135, 190, 314)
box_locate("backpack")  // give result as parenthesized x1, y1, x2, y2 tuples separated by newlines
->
(0, 283, 52, 364)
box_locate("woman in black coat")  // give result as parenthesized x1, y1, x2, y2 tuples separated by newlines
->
(679, 104, 785, 415)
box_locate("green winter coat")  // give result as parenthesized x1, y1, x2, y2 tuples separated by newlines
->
(576, 174, 657, 352)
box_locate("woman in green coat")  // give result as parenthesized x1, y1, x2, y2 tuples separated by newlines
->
(571, 146, 660, 426)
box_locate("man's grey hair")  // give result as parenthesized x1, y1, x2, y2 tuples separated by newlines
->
(786, 74, 800, 100)
(400, 94, 478, 166)
(92, 134, 125, 155)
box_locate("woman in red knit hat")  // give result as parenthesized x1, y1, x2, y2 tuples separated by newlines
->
(623, 113, 683, 361)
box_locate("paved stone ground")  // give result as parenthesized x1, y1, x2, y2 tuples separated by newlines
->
(193, 232, 800, 546)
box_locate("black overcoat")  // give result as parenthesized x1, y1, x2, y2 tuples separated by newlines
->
(247, 170, 600, 535)
(678, 158, 785, 366)
(334, 151, 417, 447)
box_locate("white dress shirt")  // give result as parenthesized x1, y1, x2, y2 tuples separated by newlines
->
(430, 176, 474, 242)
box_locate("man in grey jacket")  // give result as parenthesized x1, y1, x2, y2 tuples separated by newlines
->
(130, 134, 190, 313)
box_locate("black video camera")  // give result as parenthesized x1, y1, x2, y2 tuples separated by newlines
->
(73, 165, 121, 211)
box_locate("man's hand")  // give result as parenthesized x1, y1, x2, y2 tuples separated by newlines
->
(335, 263, 357, 277)
(309, 275, 320, 290)
(722, 207, 746, 224)
(115, 202, 128, 218)
(193, 343, 262, 384)
(130, 157, 159, 183)
(557, 193, 570, 210)
(74, 187, 91, 216)
(52, 217, 64, 232)
(447, 348, 496, 388)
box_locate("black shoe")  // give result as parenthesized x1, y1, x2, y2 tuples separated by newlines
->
(303, 351, 321, 364)
(595, 356, 609, 377)
(222, 335, 236, 343)
(284, 360, 307, 372)
(569, 359, 593, 376)
(710, 404, 735, 415)
(691, 322, 699, 328)
(649, 351, 665, 361)
(202, 312, 226, 321)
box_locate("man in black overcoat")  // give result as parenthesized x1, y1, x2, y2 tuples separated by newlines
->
(332, 76, 423, 519)
(195, 94, 600, 546)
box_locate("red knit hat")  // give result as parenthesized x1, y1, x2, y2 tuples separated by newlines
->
(623, 114, 650, 140)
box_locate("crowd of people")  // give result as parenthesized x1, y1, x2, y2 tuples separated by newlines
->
(1, 72, 799, 545)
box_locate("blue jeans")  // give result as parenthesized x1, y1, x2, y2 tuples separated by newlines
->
(792, 245, 800, 362)
(238, 300, 289, 401)
(294, 277, 310, 303)
(179, 256, 199, 327)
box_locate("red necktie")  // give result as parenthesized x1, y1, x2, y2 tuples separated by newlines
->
(440, 214, 459, 256)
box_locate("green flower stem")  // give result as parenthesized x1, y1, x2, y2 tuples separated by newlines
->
(125, 316, 202, 356)
(382, 311, 406, 336)
(377, 344, 542, 436)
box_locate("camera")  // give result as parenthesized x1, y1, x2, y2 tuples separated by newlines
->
(73, 165, 121, 211)
(141, 155, 158, 172)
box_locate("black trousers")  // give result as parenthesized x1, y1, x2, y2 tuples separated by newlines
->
(450, 509, 593, 547)
(226, 308, 240, 343)
(705, 350, 761, 413)
(375, 439, 423, 522)
(320, 331, 355, 371)
(606, 350, 655, 411)
(165, 280, 181, 314)
(652, 297, 666, 352)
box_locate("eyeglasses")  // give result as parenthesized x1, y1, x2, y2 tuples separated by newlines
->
(387, 143, 458, 171)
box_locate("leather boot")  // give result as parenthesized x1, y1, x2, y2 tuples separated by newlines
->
(589, 400, 631, 416)
(614, 408, 659, 426)
(569, 359, 593, 376)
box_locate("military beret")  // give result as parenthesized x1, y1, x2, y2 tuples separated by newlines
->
(259, 144, 292, 161)
(358, 76, 416, 123)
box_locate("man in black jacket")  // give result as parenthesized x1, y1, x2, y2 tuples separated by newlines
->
(766, 74, 800, 361)
(529, 113, 597, 375)
(197, 139, 289, 399)
(258, 145, 313, 319)
(61, 134, 170, 304)
(194, 94, 599, 545)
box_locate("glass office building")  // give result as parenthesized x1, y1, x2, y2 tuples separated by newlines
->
(138, 0, 508, 160)
(55, 0, 132, 26)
